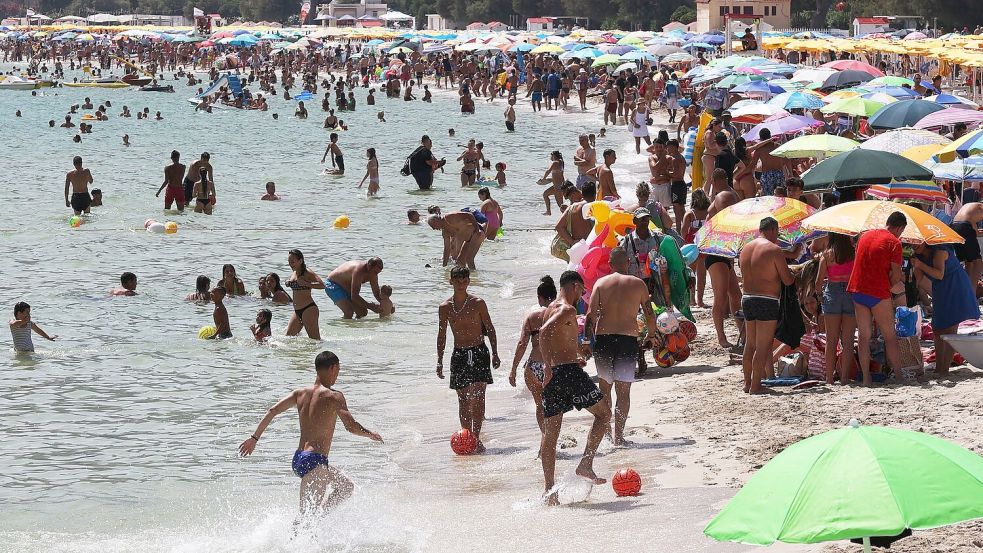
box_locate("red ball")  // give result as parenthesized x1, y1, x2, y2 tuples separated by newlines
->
(450, 428, 478, 455)
(679, 319, 697, 342)
(834, 1, 846, 10)
(673, 343, 691, 363)
(655, 348, 674, 367)
(665, 331, 688, 353)
(612, 468, 642, 496)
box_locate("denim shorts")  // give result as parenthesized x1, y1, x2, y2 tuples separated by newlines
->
(822, 281, 855, 316)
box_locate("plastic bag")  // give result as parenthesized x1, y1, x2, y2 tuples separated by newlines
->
(895, 306, 920, 338)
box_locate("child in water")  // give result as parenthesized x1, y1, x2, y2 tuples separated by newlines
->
(379, 285, 395, 318)
(358, 148, 380, 197)
(407, 210, 420, 224)
(494, 162, 507, 187)
(251, 309, 272, 341)
(422, 85, 432, 102)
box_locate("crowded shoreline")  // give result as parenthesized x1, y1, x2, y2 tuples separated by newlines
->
(5, 23, 983, 552)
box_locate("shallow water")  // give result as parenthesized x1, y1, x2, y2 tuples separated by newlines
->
(0, 66, 741, 552)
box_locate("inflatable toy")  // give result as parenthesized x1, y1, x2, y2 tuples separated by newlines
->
(334, 215, 351, 229)
(164, 221, 178, 234)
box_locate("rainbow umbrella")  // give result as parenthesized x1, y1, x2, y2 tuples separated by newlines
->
(694, 197, 820, 257)
(865, 181, 949, 203)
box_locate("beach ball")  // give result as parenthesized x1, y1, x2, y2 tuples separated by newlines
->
(198, 325, 217, 340)
(679, 319, 698, 342)
(69, 216, 82, 228)
(672, 344, 691, 363)
(612, 468, 642, 497)
(665, 331, 688, 353)
(148, 222, 166, 234)
(680, 244, 699, 265)
(450, 428, 478, 455)
(164, 221, 178, 234)
(144, 218, 157, 229)
(333, 215, 351, 229)
(656, 311, 679, 335)
(654, 348, 674, 368)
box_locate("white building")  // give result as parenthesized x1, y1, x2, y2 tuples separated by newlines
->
(426, 14, 453, 30)
(853, 16, 890, 36)
(526, 17, 554, 32)
(316, 0, 389, 27)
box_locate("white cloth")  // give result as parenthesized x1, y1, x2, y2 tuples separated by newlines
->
(632, 109, 650, 138)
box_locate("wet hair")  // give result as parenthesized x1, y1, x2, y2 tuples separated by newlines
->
(550, 150, 563, 161)
(380, 284, 392, 296)
(495, 162, 506, 171)
(201, 152, 210, 160)
(315, 350, 339, 370)
(581, 181, 597, 201)
(196, 275, 211, 293)
(120, 272, 136, 285)
(603, 148, 616, 159)
(828, 233, 855, 265)
(257, 308, 273, 329)
(289, 249, 307, 276)
(407, 209, 420, 221)
(267, 272, 287, 294)
(91, 188, 101, 196)
(199, 167, 208, 180)
(759, 217, 779, 232)
(887, 211, 907, 229)
(14, 301, 29, 316)
(330, 132, 338, 141)
(73, 155, 83, 166)
(367, 147, 376, 159)
(222, 264, 236, 278)
(559, 270, 584, 287)
(478, 186, 491, 199)
(450, 266, 470, 280)
(537, 276, 557, 302)
(171, 150, 180, 161)
(368, 257, 384, 271)
(691, 188, 711, 210)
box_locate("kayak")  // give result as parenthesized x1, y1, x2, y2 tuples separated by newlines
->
(64, 80, 130, 89)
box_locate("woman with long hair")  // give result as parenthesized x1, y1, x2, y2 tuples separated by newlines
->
(509, 276, 558, 437)
(285, 249, 325, 340)
(815, 233, 856, 384)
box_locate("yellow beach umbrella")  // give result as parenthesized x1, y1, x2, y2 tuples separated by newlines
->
(530, 43, 564, 54)
(901, 144, 946, 164)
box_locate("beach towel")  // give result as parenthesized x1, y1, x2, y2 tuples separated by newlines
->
(682, 127, 697, 165)
(776, 283, 805, 349)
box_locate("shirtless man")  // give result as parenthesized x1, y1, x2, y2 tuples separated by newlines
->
(749, 129, 788, 196)
(539, 270, 610, 505)
(739, 218, 794, 393)
(184, 152, 213, 206)
(592, 149, 619, 200)
(646, 141, 672, 206)
(950, 202, 983, 294)
(211, 286, 232, 339)
(586, 248, 658, 446)
(436, 267, 500, 454)
(552, 182, 596, 262)
(155, 150, 186, 211)
(526, 73, 544, 112)
(324, 258, 384, 319)
(457, 139, 480, 187)
(111, 272, 138, 296)
(428, 211, 486, 270)
(238, 351, 383, 515)
(603, 82, 618, 126)
(573, 134, 597, 189)
(705, 168, 744, 349)
(64, 155, 93, 215)
(321, 133, 345, 175)
(667, 139, 688, 232)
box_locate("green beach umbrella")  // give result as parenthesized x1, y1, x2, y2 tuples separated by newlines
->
(705, 421, 983, 552)
(868, 75, 915, 87)
(591, 54, 621, 67)
(802, 149, 933, 191)
(771, 134, 859, 159)
(820, 96, 885, 117)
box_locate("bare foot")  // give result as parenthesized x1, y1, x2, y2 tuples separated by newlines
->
(576, 463, 607, 485)
(718, 340, 734, 350)
(613, 438, 635, 448)
(475, 441, 486, 454)
(698, 302, 709, 309)
(544, 491, 560, 506)
(543, 211, 551, 216)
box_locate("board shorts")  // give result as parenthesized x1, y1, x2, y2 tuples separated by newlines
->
(323, 280, 352, 303)
(741, 295, 780, 322)
(292, 450, 329, 478)
(593, 334, 639, 383)
(531, 92, 542, 102)
(951, 220, 982, 262)
(165, 184, 185, 206)
(543, 363, 603, 419)
(505, 120, 515, 132)
(576, 174, 595, 189)
(671, 181, 687, 205)
(822, 281, 855, 315)
(759, 170, 785, 196)
(334, 154, 345, 173)
(412, 170, 433, 190)
(70, 192, 91, 213)
(449, 343, 493, 390)
(651, 182, 672, 206)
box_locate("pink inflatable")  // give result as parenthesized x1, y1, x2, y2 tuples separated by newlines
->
(576, 225, 613, 301)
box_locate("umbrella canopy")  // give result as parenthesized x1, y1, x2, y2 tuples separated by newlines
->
(868, 100, 946, 130)
(767, 91, 825, 110)
(388, 46, 414, 54)
(648, 44, 683, 56)
(743, 114, 823, 142)
(772, 134, 859, 159)
(864, 85, 920, 99)
(620, 50, 657, 62)
(714, 74, 760, 89)
(530, 43, 563, 54)
(859, 128, 951, 155)
(591, 54, 621, 67)
(923, 156, 983, 182)
(613, 62, 637, 74)
(731, 80, 785, 95)
(820, 97, 885, 117)
(861, 92, 899, 105)
(705, 421, 983, 548)
(925, 93, 980, 109)
(227, 34, 258, 46)
(820, 59, 884, 77)
(803, 200, 962, 244)
(822, 69, 875, 89)
(866, 180, 949, 203)
(694, 197, 820, 257)
(661, 52, 696, 64)
(914, 109, 983, 131)
(729, 103, 788, 124)
(802, 149, 934, 191)
(935, 129, 983, 163)
(792, 67, 838, 83)
(867, 75, 915, 87)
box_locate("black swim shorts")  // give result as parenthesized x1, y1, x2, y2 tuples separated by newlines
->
(593, 334, 639, 383)
(505, 120, 515, 132)
(183, 176, 195, 202)
(741, 295, 780, 322)
(449, 343, 493, 390)
(951, 220, 982, 262)
(671, 180, 687, 205)
(412, 170, 433, 190)
(542, 363, 603, 419)
(71, 192, 91, 213)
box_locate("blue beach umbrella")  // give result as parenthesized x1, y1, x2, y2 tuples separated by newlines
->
(732, 81, 786, 94)
(509, 42, 534, 52)
(768, 91, 825, 110)
(864, 86, 920, 99)
(621, 50, 657, 62)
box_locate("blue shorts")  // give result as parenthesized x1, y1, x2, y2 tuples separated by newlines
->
(532, 92, 542, 102)
(852, 292, 884, 309)
(324, 280, 352, 303)
(822, 281, 855, 315)
(292, 450, 329, 478)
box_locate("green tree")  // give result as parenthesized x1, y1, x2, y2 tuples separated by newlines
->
(670, 5, 695, 23)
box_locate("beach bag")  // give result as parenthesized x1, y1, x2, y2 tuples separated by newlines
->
(807, 334, 827, 381)
(461, 207, 487, 224)
(895, 306, 921, 338)
(896, 335, 924, 380)
(778, 352, 806, 378)
(401, 146, 422, 176)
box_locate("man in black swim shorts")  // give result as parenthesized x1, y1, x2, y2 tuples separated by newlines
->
(437, 266, 500, 453)
(64, 155, 93, 216)
(539, 270, 611, 505)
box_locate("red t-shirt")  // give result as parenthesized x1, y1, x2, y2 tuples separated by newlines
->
(847, 229, 902, 299)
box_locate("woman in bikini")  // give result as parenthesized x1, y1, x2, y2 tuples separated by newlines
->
(478, 187, 503, 241)
(192, 166, 214, 215)
(509, 275, 557, 438)
(732, 137, 757, 200)
(682, 189, 711, 307)
(701, 119, 723, 191)
(221, 264, 247, 296)
(285, 249, 325, 340)
(538, 150, 565, 216)
(358, 147, 380, 197)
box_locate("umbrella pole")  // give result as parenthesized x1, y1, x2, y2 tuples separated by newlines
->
(863, 536, 872, 553)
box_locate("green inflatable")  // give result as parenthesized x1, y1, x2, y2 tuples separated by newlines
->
(659, 235, 693, 322)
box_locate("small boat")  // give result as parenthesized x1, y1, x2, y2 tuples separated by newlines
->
(0, 76, 39, 90)
(64, 78, 130, 89)
(122, 74, 153, 86)
(140, 84, 175, 93)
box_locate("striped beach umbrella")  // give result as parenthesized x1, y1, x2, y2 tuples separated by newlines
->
(865, 181, 949, 203)
(694, 197, 821, 257)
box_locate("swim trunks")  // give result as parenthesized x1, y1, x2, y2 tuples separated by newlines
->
(532, 92, 542, 102)
(741, 295, 780, 322)
(183, 176, 194, 202)
(542, 363, 603, 419)
(951, 220, 982, 262)
(526, 360, 546, 383)
(575, 174, 595, 189)
(705, 254, 732, 270)
(593, 334, 639, 383)
(412, 170, 433, 190)
(670, 180, 687, 205)
(606, 102, 617, 114)
(334, 154, 345, 173)
(505, 120, 515, 132)
(651, 182, 672, 206)
(759, 170, 785, 196)
(324, 280, 352, 303)
(70, 192, 91, 213)
(165, 184, 185, 206)
(449, 343, 493, 390)
(292, 450, 329, 478)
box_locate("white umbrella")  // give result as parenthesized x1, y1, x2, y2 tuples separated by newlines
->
(613, 62, 637, 74)
(648, 44, 683, 57)
(792, 67, 837, 83)
(859, 127, 951, 155)
(379, 10, 413, 21)
(662, 52, 696, 64)
(87, 13, 120, 23)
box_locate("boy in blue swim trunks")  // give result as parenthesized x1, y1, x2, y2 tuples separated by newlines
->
(324, 258, 385, 319)
(238, 351, 383, 515)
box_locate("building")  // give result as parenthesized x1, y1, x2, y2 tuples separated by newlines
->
(466, 22, 488, 31)
(486, 20, 507, 31)
(427, 13, 454, 30)
(695, 0, 790, 33)
(526, 17, 554, 32)
(315, 0, 389, 27)
(853, 16, 890, 36)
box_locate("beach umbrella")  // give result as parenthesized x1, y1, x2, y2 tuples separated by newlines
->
(731, 80, 785, 95)
(617, 35, 643, 45)
(171, 34, 202, 43)
(792, 67, 837, 83)
(868, 99, 946, 130)
(509, 42, 534, 52)
(822, 69, 874, 89)
(530, 43, 563, 54)
(820, 59, 884, 77)
(863, 85, 920, 99)
(900, 144, 947, 164)
(228, 34, 258, 46)
(575, 47, 604, 58)
(934, 129, 983, 163)
(648, 44, 683, 56)
(75, 33, 95, 42)
(686, 42, 716, 49)
(867, 75, 915, 87)
(591, 54, 621, 67)
(925, 93, 980, 109)
(601, 44, 639, 55)
(613, 62, 637, 74)
(861, 92, 899, 105)
(865, 181, 949, 203)
(772, 134, 859, 159)
(822, 88, 863, 102)
(388, 46, 414, 54)
(801, 149, 934, 191)
(742, 114, 824, 142)
(705, 421, 983, 551)
(820, 97, 885, 117)
(620, 50, 657, 62)
(914, 109, 983, 131)
(661, 52, 696, 64)
(714, 74, 761, 89)
(728, 103, 788, 124)
(859, 128, 951, 155)
(693, 197, 820, 257)
(923, 156, 983, 182)
(768, 91, 824, 110)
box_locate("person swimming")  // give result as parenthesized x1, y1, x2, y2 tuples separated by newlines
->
(251, 309, 272, 341)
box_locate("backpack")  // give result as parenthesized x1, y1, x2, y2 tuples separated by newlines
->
(401, 146, 422, 176)
(665, 81, 678, 96)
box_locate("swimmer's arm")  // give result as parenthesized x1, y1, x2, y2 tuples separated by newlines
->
(64, 174, 71, 206)
(436, 304, 448, 376)
(510, 316, 531, 382)
(337, 393, 383, 442)
(238, 390, 298, 456)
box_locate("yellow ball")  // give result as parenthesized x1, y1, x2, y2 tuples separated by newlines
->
(333, 215, 351, 229)
(198, 325, 217, 340)
(164, 221, 178, 234)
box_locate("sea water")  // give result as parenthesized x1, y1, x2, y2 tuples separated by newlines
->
(0, 67, 747, 552)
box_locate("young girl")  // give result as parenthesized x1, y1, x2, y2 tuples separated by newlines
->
(682, 189, 711, 307)
(358, 148, 380, 197)
(478, 186, 504, 240)
(537, 151, 565, 215)
(9, 302, 57, 352)
(493, 162, 507, 187)
(251, 309, 272, 342)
